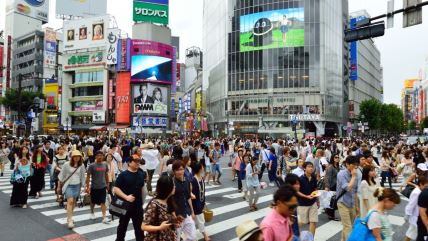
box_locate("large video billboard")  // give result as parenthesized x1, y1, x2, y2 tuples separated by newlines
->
(56, 0, 107, 17)
(63, 15, 109, 51)
(7, 0, 49, 23)
(239, 8, 304, 52)
(133, 83, 168, 115)
(131, 40, 174, 84)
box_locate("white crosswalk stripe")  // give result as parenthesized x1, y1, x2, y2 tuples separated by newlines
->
(0, 169, 408, 241)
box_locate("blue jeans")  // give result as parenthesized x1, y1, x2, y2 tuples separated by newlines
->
(45, 164, 54, 189)
(211, 163, 222, 179)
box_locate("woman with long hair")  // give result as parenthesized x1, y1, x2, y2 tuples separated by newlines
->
(191, 162, 210, 241)
(235, 148, 244, 192)
(152, 87, 163, 104)
(246, 156, 260, 211)
(380, 150, 392, 188)
(400, 150, 414, 192)
(10, 149, 32, 208)
(324, 153, 341, 220)
(52, 146, 69, 202)
(104, 153, 116, 204)
(204, 146, 212, 185)
(57, 150, 86, 229)
(142, 175, 177, 240)
(159, 149, 170, 176)
(360, 165, 379, 218)
(0, 141, 10, 176)
(29, 145, 48, 198)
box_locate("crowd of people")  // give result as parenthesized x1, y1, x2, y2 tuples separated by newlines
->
(2, 135, 428, 241)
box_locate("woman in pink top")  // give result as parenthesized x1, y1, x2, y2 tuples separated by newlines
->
(235, 148, 244, 192)
(260, 184, 298, 241)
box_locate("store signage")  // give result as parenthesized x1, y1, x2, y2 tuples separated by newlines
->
(132, 116, 167, 127)
(65, 52, 104, 69)
(108, 79, 114, 110)
(106, 29, 119, 65)
(93, 111, 105, 123)
(133, 1, 169, 25)
(134, 103, 167, 115)
(117, 38, 131, 71)
(12, 0, 49, 23)
(289, 114, 322, 121)
(116, 73, 131, 124)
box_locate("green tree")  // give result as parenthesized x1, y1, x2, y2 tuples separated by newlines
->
(0, 89, 44, 116)
(408, 120, 416, 130)
(420, 117, 428, 130)
(359, 99, 383, 130)
(382, 104, 404, 133)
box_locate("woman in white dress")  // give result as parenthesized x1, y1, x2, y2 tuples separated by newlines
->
(360, 165, 379, 218)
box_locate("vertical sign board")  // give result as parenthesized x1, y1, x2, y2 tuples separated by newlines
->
(44, 29, 57, 67)
(106, 29, 120, 65)
(116, 72, 131, 124)
(117, 38, 131, 71)
(349, 18, 358, 81)
(172, 47, 177, 94)
(403, 0, 423, 28)
(108, 79, 114, 110)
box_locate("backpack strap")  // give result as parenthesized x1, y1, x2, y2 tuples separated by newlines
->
(363, 210, 378, 223)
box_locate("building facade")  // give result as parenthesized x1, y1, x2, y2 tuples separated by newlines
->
(204, 0, 348, 138)
(348, 11, 383, 120)
(401, 78, 418, 125)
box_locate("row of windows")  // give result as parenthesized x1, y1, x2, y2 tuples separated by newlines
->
(72, 86, 103, 97)
(73, 71, 104, 84)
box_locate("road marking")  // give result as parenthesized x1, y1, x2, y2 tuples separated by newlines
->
(314, 220, 343, 241)
(91, 230, 135, 241)
(223, 193, 245, 199)
(205, 187, 236, 196)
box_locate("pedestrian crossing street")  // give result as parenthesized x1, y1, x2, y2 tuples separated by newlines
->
(0, 169, 410, 241)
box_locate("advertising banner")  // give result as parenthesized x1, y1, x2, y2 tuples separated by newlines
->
(63, 15, 109, 52)
(135, 0, 169, 5)
(350, 18, 358, 81)
(240, 7, 304, 52)
(133, 83, 168, 115)
(0, 46, 3, 78)
(93, 111, 105, 123)
(133, 1, 169, 25)
(116, 73, 131, 124)
(106, 29, 120, 65)
(10, 0, 49, 23)
(117, 38, 131, 71)
(44, 29, 57, 67)
(176, 63, 181, 87)
(64, 51, 105, 69)
(74, 100, 103, 111)
(195, 87, 202, 112)
(132, 116, 168, 128)
(131, 40, 174, 84)
(108, 79, 114, 110)
(56, 0, 107, 17)
(44, 82, 58, 110)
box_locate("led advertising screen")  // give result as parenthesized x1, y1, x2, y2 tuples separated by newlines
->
(133, 83, 168, 115)
(240, 8, 304, 52)
(131, 40, 174, 84)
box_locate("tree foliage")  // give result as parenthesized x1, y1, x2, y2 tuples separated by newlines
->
(359, 99, 404, 133)
(0, 89, 44, 114)
(408, 120, 416, 130)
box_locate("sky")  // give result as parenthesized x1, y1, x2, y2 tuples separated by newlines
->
(1, 0, 428, 105)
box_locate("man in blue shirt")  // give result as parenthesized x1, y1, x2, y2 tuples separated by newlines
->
(336, 155, 360, 241)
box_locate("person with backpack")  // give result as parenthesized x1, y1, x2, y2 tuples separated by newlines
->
(57, 150, 86, 229)
(142, 175, 177, 241)
(113, 154, 146, 241)
(85, 151, 110, 224)
(52, 146, 69, 203)
(365, 188, 400, 241)
(10, 153, 32, 208)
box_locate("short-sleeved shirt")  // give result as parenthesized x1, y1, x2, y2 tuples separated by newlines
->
(211, 149, 221, 163)
(87, 162, 109, 189)
(172, 177, 191, 217)
(417, 188, 428, 235)
(336, 169, 359, 208)
(367, 210, 392, 241)
(260, 209, 292, 241)
(115, 169, 146, 207)
(298, 174, 317, 206)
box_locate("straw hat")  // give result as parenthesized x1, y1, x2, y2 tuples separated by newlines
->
(147, 142, 155, 149)
(71, 150, 82, 158)
(235, 220, 260, 241)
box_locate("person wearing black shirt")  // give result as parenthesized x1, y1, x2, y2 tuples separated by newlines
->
(171, 160, 197, 240)
(418, 186, 428, 241)
(113, 155, 146, 241)
(121, 140, 131, 164)
(43, 141, 55, 190)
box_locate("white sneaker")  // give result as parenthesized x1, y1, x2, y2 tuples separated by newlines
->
(90, 213, 96, 220)
(268, 183, 275, 187)
(67, 221, 74, 229)
(102, 217, 110, 224)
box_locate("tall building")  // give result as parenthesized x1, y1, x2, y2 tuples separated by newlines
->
(203, 0, 349, 138)
(348, 11, 383, 120)
(401, 78, 418, 124)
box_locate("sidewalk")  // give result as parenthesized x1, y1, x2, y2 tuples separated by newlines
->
(0, 191, 88, 241)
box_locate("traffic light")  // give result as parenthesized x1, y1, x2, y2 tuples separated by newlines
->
(344, 22, 385, 42)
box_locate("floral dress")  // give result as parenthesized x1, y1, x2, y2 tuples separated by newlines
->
(144, 199, 176, 241)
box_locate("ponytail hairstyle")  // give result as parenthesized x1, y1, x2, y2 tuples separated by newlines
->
(373, 187, 401, 204)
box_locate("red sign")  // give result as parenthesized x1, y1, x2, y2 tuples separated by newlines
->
(0, 45, 3, 78)
(115, 72, 131, 124)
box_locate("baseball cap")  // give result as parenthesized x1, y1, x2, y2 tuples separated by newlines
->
(417, 163, 428, 172)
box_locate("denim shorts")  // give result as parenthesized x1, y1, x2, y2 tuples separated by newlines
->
(64, 184, 81, 199)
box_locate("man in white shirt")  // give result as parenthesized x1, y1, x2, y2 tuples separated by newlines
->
(292, 159, 305, 177)
(258, 143, 270, 181)
(141, 142, 159, 196)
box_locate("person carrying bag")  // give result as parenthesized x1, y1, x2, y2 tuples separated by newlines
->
(347, 210, 381, 241)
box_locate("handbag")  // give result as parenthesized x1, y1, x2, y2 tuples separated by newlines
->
(317, 178, 325, 190)
(203, 207, 213, 222)
(109, 195, 132, 218)
(347, 210, 381, 241)
(329, 189, 347, 210)
(401, 184, 415, 198)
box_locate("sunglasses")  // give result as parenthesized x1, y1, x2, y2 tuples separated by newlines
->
(334, 156, 340, 159)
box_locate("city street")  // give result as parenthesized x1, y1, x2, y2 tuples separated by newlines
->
(0, 155, 410, 241)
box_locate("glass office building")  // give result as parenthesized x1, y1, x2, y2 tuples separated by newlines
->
(204, 0, 348, 137)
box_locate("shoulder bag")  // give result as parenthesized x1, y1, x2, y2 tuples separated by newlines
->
(329, 188, 348, 210)
(109, 171, 142, 218)
(347, 210, 384, 241)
